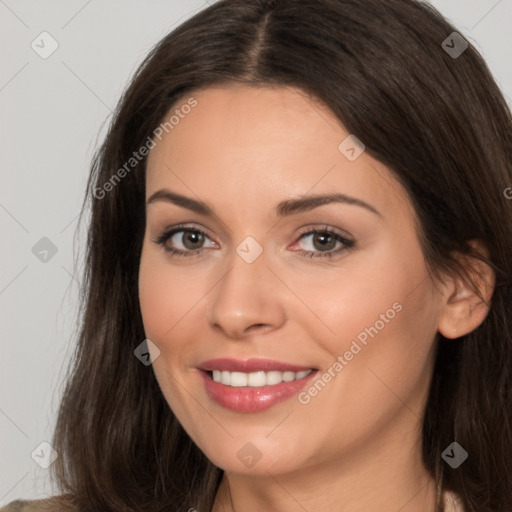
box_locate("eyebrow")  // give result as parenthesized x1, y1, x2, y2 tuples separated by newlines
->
(146, 189, 382, 218)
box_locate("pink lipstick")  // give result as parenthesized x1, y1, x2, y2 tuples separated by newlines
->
(197, 358, 318, 413)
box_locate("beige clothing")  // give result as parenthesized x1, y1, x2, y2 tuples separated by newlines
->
(444, 489, 464, 512)
(0, 496, 74, 512)
(1, 499, 54, 512)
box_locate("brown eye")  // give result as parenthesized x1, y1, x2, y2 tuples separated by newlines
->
(295, 228, 355, 259)
(153, 226, 216, 258)
(311, 232, 337, 251)
(179, 230, 205, 250)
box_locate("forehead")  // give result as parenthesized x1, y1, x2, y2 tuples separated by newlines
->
(145, 84, 413, 222)
(148, 85, 338, 171)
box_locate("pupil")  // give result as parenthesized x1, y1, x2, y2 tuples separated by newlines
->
(184, 231, 203, 249)
(315, 233, 335, 251)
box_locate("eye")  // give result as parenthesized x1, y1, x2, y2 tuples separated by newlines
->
(293, 226, 355, 259)
(152, 224, 216, 258)
(152, 224, 355, 260)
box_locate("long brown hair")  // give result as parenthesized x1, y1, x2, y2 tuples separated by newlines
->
(51, 0, 512, 510)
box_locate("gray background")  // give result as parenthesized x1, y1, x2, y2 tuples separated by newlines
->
(1, 0, 511, 505)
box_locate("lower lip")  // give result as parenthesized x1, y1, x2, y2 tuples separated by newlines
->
(198, 370, 318, 413)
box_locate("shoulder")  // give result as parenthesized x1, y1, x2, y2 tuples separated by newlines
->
(0, 496, 76, 512)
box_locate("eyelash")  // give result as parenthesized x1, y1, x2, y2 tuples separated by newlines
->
(152, 224, 355, 260)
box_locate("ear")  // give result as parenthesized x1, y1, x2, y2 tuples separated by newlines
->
(437, 239, 496, 339)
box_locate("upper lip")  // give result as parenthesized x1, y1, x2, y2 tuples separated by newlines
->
(198, 358, 316, 373)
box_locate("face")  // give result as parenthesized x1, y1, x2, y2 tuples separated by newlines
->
(138, 84, 444, 476)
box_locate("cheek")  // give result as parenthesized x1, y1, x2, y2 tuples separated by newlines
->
(307, 239, 425, 354)
(138, 242, 215, 362)
(310, 236, 437, 397)
(138, 244, 182, 343)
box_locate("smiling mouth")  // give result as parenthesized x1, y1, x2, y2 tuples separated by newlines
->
(198, 366, 319, 413)
(205, 369, 313, 387)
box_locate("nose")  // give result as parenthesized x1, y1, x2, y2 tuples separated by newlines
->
(207, 245, 287, 340)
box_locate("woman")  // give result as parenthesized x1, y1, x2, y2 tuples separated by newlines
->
(3, 0, 511, 510)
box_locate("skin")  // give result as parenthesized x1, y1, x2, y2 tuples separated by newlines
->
(138, 84, 494, 512)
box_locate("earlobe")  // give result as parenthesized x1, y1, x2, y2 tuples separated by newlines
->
(437, 240, 495, 340)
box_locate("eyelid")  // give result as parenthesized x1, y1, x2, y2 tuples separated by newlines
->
(152, 223, 217, 247)
(294, 224, 353, 242)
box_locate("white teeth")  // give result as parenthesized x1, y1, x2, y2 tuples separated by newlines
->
(266, 371, 284, 385)
(230, 372, 248, 387)
(210, 369, 313, 387)
(282, 371, 295, 382)
(221, 370, 231, 385)
(248, 371, 267, 387)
